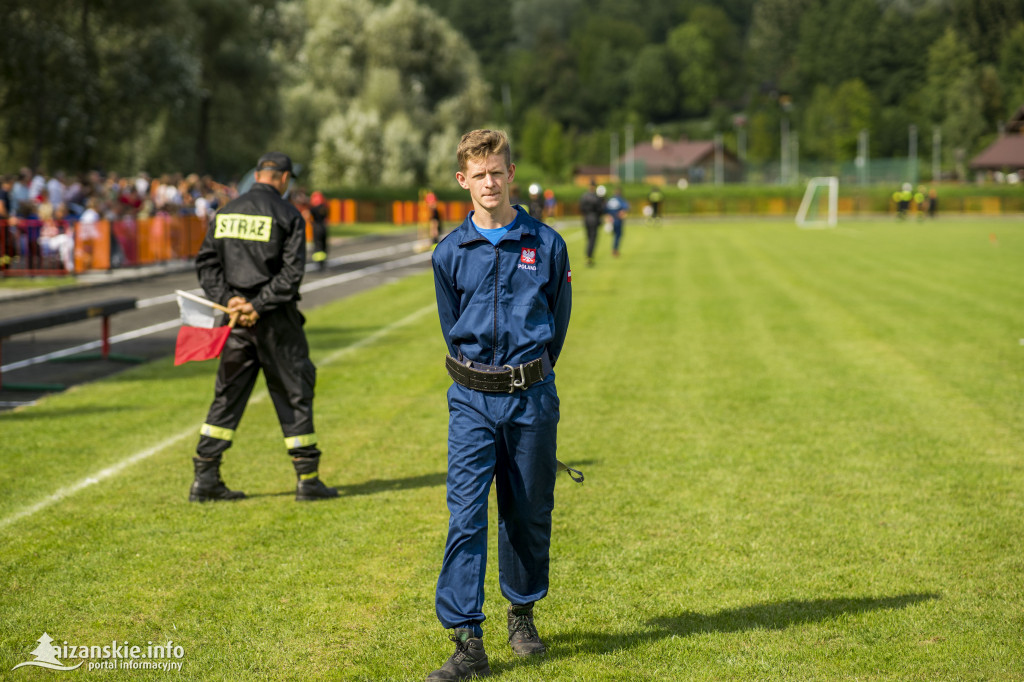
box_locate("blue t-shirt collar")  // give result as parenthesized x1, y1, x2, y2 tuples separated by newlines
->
(471, 209, 518, 245)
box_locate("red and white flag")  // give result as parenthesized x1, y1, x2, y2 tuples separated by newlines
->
(173, 290, 234, 365)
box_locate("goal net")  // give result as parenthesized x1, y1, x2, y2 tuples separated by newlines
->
(795, 176, 838, 228)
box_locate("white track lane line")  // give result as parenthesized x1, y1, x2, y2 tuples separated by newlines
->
(0, 226, 578, 524)
(0, 304, 436, 529)
(2, 252, 432, 374)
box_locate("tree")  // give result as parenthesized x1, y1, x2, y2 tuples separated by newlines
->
(540, 121, 567, 177)
(794, 0, 879, 94)
(746, 104, 779, 165)
(923, 28, 985, 178)
(628, 45, 679, 122)
(802, 79, 875, 161)
(998, 22, 1024, 115)
(688, 5, 745, 103)
(180, 0, 293, 177)
(519, 108, 553, 166)
(667, 24, 717, 115)
(0, 0, 198, 173)
(284, 0, 489, 188)
(569, 14, 645, 128)
(952, 0, 1024, 65)
(746, 0, 818, 92)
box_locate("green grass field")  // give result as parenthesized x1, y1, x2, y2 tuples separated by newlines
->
(2, 217, 1022, 680)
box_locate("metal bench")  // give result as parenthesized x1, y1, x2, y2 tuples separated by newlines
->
(0, 297, 138, 390)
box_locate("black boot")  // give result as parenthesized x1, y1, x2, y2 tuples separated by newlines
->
(426, 629, 490, 681)
(507, 603, 546, 656)
(293, 457, 339, 501)
(189, 457, 245, 502)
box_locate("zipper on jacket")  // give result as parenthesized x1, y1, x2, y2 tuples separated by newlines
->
(491, 244, 500, 366)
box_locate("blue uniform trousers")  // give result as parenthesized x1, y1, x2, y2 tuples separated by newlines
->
(435, 378, 559, 635)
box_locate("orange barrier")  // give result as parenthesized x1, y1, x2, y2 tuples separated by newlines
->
(2, 213, 208, 276)
(1, 199, 549, 278)
(328, 198, 358, 224)
(391, 200, 473, 226)
(74, 220, 111, 272)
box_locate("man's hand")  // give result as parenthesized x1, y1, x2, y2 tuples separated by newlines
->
(227, 297, 260, 327)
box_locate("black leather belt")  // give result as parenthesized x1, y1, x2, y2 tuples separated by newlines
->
(445, 353, 551, 393)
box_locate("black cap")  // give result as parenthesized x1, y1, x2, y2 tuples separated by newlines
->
(256, 151, 295, 175)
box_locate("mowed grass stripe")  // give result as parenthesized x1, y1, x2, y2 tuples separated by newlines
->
(1, 219, 1022, 680)
(552, 219, 1022, 679)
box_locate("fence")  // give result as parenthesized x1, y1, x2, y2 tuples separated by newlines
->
(2, 214, 207, 277)
(3, 191, 1019, 278)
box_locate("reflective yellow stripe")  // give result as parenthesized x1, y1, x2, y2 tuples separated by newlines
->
(200, 423, 235, 441)
(284, 433, 317, 449)
(299, 472, 319, 481)
(312, 251, 327, 262)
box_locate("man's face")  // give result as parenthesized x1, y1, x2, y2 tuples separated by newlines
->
(456, 154, 514, 212)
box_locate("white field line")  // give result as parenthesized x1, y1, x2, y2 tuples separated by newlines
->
(0, 303, 436, 530)
(0, 426, 197, 530)
(1, 320, 181, 371)
(135, 244, 423, 309)
(2, 252, 432, 374)
(0, 228, 571, 524)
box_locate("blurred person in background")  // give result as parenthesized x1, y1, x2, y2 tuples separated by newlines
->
(425, 191, 442, 245)
(11, 168, 32, 215)
(604, 185, 630, 258)
(543, 188, 556, 221)
(309, 190, 329, 268)
(578, 178, 604, 267)
(527, 183, 544, 218)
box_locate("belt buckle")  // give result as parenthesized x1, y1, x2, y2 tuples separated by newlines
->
(503, 364, 527, 393)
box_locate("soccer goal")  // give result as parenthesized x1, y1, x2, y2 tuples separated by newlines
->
(795, 176, 839, 228)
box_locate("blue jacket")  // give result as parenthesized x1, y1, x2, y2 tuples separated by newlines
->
(432, 207, 572, 369)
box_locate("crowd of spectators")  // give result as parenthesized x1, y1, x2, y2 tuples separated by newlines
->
(1, 167, 238, 271)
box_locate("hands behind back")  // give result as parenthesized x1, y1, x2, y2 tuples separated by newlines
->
(227, 296, 260, 328)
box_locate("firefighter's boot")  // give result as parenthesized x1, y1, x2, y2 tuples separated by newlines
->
(293, 456, 339, 501)
(189, 456, 246, 502)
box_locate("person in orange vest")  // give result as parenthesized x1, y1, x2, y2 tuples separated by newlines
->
(426, 191, 443, 244)
(309, 191, 329, 270)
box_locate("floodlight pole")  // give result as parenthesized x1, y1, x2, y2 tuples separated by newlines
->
(610, 132, 619, 181)
(908, 124, 918, 185)
(780, 116, 789, 185)
(714, 133, 723, 186)
(501, 84, 512, 123)
(857, 129, 869, 185)
(625, 124, 634, 184)
(792, 132, 799, 182)
(932, 128, 941, 182)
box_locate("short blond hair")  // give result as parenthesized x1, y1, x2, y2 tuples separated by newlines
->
(456, 129, 511, 172)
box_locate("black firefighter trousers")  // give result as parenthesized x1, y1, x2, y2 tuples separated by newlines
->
(196, 302, 320, 461)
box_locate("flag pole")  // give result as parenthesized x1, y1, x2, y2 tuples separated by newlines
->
(175, 290, 232, 314)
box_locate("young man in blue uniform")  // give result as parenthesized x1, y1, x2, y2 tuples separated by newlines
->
(427, 129, 572, 680)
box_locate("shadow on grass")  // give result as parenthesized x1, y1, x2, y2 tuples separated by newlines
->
(0, 404, 128, 421)
(244, 459, 598, 500)
(544, 593, 940, 659)
(244, 472, 448, 499)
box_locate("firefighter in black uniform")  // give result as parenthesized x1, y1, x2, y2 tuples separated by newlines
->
(189, 151, 338, 502)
